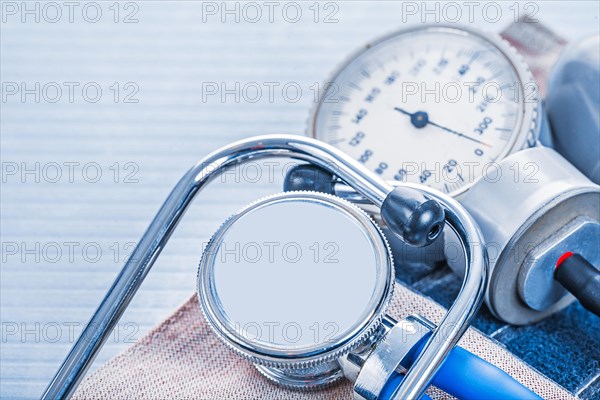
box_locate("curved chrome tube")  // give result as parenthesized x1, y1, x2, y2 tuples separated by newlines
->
(387, 183, 488, 400)
(42, 134, 487, 400)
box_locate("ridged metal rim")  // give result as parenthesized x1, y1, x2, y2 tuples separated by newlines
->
(196, 190, 395, 370)
(254, 362, 345, 391)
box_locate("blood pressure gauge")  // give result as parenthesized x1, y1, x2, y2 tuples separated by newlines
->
(310, 25, 541, 197)
(300, 24, 600, 325)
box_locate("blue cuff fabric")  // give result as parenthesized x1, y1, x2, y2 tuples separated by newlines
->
(397, 261, 600, 398)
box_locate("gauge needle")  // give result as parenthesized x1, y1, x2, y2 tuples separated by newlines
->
(393, 107, 491, 148)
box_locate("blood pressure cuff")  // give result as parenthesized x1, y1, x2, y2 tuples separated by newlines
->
(72, 282, 574, 400)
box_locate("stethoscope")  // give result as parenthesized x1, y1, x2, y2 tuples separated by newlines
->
(42, 25, 599, 399)
(43, 134, 493, 400)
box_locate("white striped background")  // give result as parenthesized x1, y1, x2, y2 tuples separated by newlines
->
(1, 1, 598, 399)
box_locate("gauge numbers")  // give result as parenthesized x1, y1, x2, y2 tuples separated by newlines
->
(312, 26, 536, 196)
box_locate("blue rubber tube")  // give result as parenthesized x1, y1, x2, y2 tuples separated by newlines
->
(379, 343, 542, 400)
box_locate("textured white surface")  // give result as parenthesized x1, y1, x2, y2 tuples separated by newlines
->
(1, 1, 599, 399)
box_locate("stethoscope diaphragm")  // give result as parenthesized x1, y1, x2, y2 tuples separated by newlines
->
(197, 191, 394, 388)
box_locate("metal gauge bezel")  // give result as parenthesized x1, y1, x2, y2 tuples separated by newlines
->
(308, 24, 540, 198)
(197, 191, 395, 369)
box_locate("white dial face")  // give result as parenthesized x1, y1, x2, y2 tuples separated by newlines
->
(313, 27, 531, 196)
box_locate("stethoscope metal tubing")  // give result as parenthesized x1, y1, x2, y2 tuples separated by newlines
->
(41, 134, 487, 400)
(387, 182, 487, 400)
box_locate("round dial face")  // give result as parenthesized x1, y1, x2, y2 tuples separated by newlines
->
(312, 26, 535, 197)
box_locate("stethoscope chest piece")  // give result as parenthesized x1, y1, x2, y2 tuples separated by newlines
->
(197, 191, 395, 389)
(43, 134, 487, 400)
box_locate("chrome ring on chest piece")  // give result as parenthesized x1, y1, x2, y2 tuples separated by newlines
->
(197, 190, 469, 399)
(198, 192, 395, 390)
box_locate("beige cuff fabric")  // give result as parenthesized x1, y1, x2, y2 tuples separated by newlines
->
(73, 283, 575, 400)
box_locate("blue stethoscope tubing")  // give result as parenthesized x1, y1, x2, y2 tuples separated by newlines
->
(381, 343, 542, 400)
